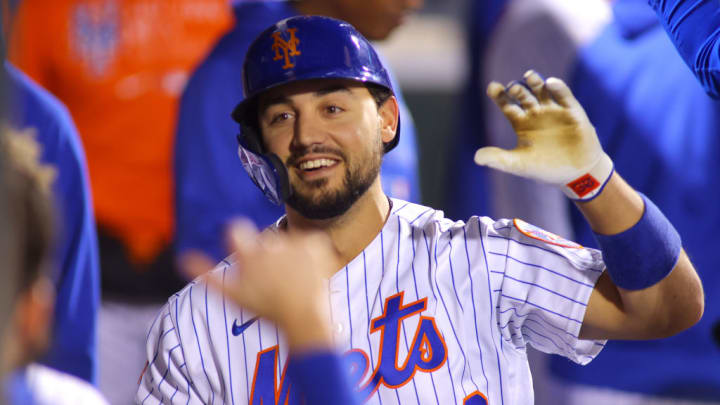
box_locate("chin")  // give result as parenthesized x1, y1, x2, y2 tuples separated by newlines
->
(288, 179, 371, 220)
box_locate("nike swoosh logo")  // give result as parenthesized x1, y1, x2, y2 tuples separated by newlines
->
(232, 317, 259, 336)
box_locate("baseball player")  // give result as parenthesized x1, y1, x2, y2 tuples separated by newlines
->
(137, 16, 703, 404)
(175, 0, 423, 264)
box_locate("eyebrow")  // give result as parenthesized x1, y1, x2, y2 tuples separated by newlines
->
(314, 84, 351, 97)
(260, 84, 352, 112)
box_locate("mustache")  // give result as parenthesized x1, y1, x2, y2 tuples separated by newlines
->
(286, 145, 346, 167)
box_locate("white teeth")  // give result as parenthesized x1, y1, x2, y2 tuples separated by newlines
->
(299, 159, 336, 170)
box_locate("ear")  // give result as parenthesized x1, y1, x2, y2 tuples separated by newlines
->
(378, 96, 399, 145)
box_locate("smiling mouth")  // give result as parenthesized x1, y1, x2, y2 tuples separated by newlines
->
(297, 158, 339, 172)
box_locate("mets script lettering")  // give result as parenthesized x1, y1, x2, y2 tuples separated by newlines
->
(271, 28, 301, 69)
(249, 292, 448, 404)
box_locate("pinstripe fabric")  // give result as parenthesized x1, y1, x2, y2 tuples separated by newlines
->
(137, 199, 605, 404)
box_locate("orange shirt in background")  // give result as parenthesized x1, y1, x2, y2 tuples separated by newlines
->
(10, 0, 233, 265)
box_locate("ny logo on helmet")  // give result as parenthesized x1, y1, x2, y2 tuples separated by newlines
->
(271, 28, 301, 69)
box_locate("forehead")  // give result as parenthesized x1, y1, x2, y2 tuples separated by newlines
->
(257, 78, 371, 109)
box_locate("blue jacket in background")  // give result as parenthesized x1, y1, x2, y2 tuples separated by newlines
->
(550, 1, 720, 399)
(175, 1, 421, 261)
(7, 62, 100, 385)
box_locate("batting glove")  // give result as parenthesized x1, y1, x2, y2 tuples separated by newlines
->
(474, 70, 613, 201)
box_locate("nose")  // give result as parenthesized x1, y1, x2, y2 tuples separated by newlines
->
(290, 113, 325, 151)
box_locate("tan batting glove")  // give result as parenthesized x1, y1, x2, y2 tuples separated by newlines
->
(474, 70, 613, 201)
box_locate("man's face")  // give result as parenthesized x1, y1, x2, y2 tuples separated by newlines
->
(335, 0, 424, 40)
(257, 79, 398, 219)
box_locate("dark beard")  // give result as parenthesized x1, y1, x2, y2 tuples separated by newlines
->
(286, 143, 382, 220)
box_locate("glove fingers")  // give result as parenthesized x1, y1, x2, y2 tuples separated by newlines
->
(486, 81, 525, 120)
(506, 80, 540, 111)
(545, 77, 580, 109)
(523, 70, 553, 105)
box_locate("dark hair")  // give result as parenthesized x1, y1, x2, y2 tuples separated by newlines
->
(365, 82, 393, 108)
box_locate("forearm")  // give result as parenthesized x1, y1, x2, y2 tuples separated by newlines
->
(574, 173, 643, 235)
(281, 309, 334, 354)
(648, 0, 720, 98)
(577, 174, 704, 339)
(283, 310, 360, 405)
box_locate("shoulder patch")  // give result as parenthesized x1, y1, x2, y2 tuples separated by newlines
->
(513, 218, 583, 249)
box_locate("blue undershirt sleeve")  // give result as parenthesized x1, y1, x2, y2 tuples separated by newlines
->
(287, 351, 359, 405)
(648, 0, 720, 98)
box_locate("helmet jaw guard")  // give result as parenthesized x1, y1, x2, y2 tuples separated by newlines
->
(233, 16, 399, 204)
(236, 130, 290, 206)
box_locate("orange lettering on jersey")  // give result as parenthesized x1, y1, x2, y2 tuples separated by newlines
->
(464, 391, 489, 404)
(250, 345, 298, 405)
(271, 28, 301, 69)
(247, 292, 447, 403)
(346, 292, 448, 400)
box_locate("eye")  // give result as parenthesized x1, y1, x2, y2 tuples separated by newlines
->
(270, 111, 292, 124)
(325, 105, 344, 114)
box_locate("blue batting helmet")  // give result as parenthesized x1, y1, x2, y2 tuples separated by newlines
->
(232, 15, 400, 152)
(231, 15, 401, 205)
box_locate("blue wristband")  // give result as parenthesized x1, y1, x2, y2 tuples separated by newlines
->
(287, 351, 359, 405)
(594, 193, 682, 290)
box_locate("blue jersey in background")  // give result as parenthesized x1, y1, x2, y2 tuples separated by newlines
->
(6, 62, 101, 385)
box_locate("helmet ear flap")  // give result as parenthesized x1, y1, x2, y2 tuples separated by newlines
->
(264, 153, 291, 203)
(236, 127, 292, 205)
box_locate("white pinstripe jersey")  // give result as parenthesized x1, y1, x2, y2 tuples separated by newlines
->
(137, 199, 606, 405)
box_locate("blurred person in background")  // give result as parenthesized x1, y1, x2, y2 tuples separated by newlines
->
(8, 0, 234, 402)
(459, 0, 720, 402)
(0, 1, 16, 393)
(1, 2, 101, 387)
(175, 0, 423, 263)
(0, 128, 107, 405)
(4, 61, 101, 387)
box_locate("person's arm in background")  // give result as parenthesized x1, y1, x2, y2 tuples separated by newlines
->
(7, 63, 100, 385)
(648, 0, 720, 98)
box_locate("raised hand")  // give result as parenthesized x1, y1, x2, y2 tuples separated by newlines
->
(182, 220, 339, 350)
(474, 70, 613, 200)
